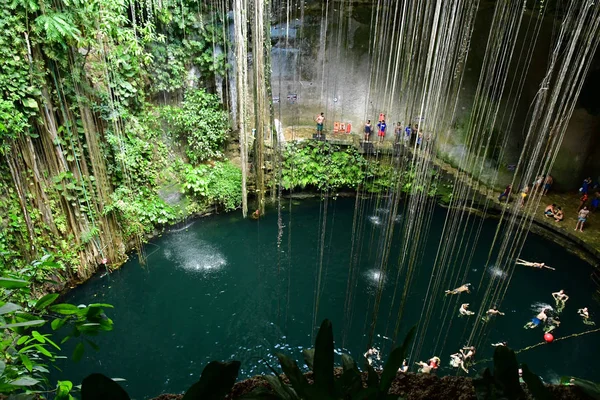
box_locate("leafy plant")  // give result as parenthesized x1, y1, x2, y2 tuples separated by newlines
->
(250, 319, 415, 399)
(182, 161, 242, 212)
(165, 89, 229, 164)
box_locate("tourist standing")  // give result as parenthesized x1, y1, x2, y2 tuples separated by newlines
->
(394, 122, 402, 143)
(575, 206, 590, 232)
(315, 112, 325, 138)
(404, 124, 412, 144)
(498, 184, 512, 202)
(377, 119, 387, 143)
(579, 192, 589, 210)
(520, 185, 529, 208)
(364, 120, 372, 142)
(581, 177, 592, 194)
(533, 175, 544, 192)
(542, 175, 553, 195)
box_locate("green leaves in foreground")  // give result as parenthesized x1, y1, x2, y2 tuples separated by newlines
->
(260, 319, 416, 400)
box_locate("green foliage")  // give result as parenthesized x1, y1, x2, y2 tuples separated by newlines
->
(255, 319, 415, 399)
(165, 89, 229, 164)
(0, 257, 114, 398)
(182, 161, 242, 212)
(104, 187, 180, 240)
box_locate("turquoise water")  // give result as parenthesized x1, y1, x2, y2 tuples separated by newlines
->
(54, 198, 600, 398)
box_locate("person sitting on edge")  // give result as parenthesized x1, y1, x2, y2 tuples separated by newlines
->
(554, 207, 564, 222)
(459, 303, 475, 316)
(575, 206, 590, 232)
(364, 120, 372, 142)
(377, 119, 387, 143)
(398, 359, 409, 373)
(445, 283, 471, 295)
(498, 184, 512, 202)
(315, 112, 325, 138)
(542, 175, 553, 195)
(552, 289, 569, 311)
(544, 204, 556, 218)
(524, 307, 550, 329)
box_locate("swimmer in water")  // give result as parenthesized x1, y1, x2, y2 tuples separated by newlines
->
(516, 259, 555, 270)
(399, 359, 409, 373)
(552, 290, 569, 312)
(445, 283, 471, 295)
(459, 303, 475, 316)
(460, 346, 476, 363)
(481, 306, 505, 323)
(578, 307, 596, 326)
(415, 361, 434, 374)
(544, 316, 561, 333)
(364, 347, 381, 366)
(491, 342, 507, 347)
(450, 353, 468, 373)
(524, 307, 550, 329)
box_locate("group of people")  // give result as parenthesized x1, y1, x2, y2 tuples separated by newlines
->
(363, 120, 425, 146)
(363, 119, 390, 143)
(524, 289, 594, 332)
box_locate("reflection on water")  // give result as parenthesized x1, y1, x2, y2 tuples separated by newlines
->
(368, 215, 382, 226)
(488, 265, 508, 279)
(364, 269, 386, 286)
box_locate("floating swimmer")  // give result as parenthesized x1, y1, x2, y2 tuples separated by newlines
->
(524, 307, 550, 329)
(516, 259, 555, 270)
(445, 283, 471, 295)
(482, 306, 505, 323)
(450, 353, 468, 373)
(578, 307, 596, 326)
(544, 316, 561, 333)
(552, 290, 569, 312)
(415, 356, 440, 374)
(459, 303, 475, 316)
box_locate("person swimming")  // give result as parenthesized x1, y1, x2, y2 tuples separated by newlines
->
(364, 347, 381, 366)
(445, 283, 471, 295)
(524, 307, 550, 329)
(459, 303, 475, 316)
(450, 353, 468, 373)
(544, 316, 561, 333)
(516, 258, 555, 270)
(482, 306, 505, 323)
(578, 307, 595, 326)
(460, 346, 476, 363)
(552, 290, 569, 312)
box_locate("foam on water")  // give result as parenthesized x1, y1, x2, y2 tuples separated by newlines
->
(364, 269, 386, 286)
(531, 302, 554, 313)
(166, 236, 227, 274)
(488, 265, 507, 279)
(368, 215, 382, 226)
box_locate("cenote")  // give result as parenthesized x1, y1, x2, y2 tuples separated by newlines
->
(54, 198, 600, 399)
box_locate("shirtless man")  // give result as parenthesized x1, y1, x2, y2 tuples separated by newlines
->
(445, 283, 471, 295)
(554, 207, 564, 222)
(482, 306, 505, 323)
(542, 175, 553, 195)
(516, 259, 555, 270)
(415, 356, 440, 374)
(578, 307, 590, 320)
(552, 290, 569, 311)
(575, 207, 590, 232)
(315, 112, 325, 138)
(524, 307, 550, 329)
(459, 303, 475, 316)
(544, 204, 556, 218)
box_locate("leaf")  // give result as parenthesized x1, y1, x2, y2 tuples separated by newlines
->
(366, 362, 379, 389)
(473, 368, 495, 400)
(0, 302, 22, 315)
(493, 346, 524, 399)
(0, 360, 5, 375)
(521, 364, 551, 400)
(302, 348, 314, 370)
(31, 330, 46, 343)
(275, 353, 310, 398)
(51, 318, 67, 330)
(181, 361, 241, 400)
(73, 342, 85, 362)
(0, 277, 29, 288)
(49, 304, 80, 315)
(0, 320, 45, 329)
(262, 375, 297, 400)
(340, 354, 361, 396)
(10, 376, 39, 386)
(35, 294, 60, 310)
(34, 344, 52, 357)
(571, 378, 600, 400)
(82, 374, 130, 400)
(380, 326, 416, 394)
(22, 98, 38, 109)
(312, 319, 334, 396)
(20, 354, 33, 372)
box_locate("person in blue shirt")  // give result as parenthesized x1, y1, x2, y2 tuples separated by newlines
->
(581, 177, 592, 194)
(404, 124, 412, 144)
(377, 120, 387, 143)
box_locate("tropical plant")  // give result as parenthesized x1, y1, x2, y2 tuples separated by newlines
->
(248, 319, 416, 400)
(0, 260, 114, 398)
(182, 161, 242, 212)
(165, 89, 229, 164)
